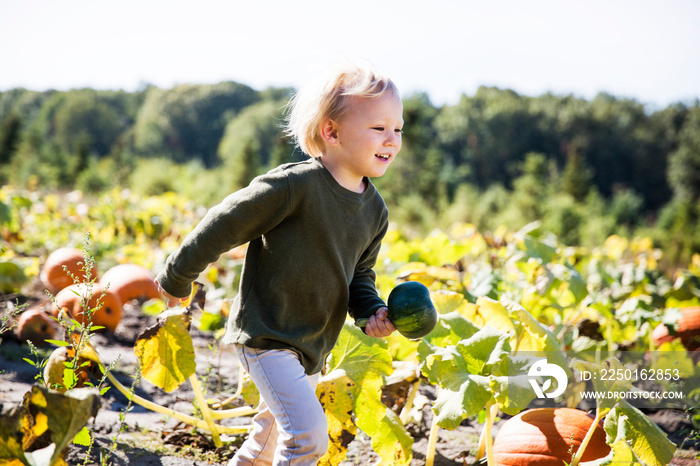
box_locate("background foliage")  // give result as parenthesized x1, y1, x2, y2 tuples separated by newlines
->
(1, 82, 699, 265)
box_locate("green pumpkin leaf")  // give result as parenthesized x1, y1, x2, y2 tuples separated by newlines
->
(571, 357, 677, 465)
(431, 374, 493, 429)
(420, 311, 480, 349)
(490, 373, 540, 416)
(603, 401, 676, 466)
(467, 297, 571, 380)
(503, 299, 571, 375)
(419, 326, 537, 429)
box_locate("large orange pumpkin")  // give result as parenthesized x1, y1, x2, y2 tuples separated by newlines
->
(15, 308, 56, 345)
(41, 247, 99, 294)
(651, 306, 700, 351)
(50, 282, 123, 332)
(492, 408, 610, 465)
(100, 263, 162, 304)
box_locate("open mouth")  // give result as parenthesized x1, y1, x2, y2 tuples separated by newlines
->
(375, 153, 391, 161)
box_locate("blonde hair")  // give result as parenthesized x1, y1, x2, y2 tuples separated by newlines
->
(285, 61, 399, 158)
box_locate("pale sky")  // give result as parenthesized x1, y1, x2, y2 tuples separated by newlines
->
(1, 0, 699, 109)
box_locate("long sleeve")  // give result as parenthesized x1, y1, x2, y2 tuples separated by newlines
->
(348, 214, 388, 319)
(156, 170, 292, 298)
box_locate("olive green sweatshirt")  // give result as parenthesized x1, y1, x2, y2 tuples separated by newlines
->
(156, 157, 388, 374)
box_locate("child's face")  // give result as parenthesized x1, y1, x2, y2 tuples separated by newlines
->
(324, 92, 404, 185)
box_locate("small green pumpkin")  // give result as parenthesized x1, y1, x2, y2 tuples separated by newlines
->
(387, 281, 438, 339)
(356, 281, 438, 339)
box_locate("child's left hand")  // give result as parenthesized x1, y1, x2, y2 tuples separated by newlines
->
(155, 279, 188, 308)
(365, 307, 396, 338)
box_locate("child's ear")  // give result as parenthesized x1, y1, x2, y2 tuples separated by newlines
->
(321, 119, 339, 145)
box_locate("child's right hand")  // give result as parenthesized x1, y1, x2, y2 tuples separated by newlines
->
(155, 279, 188, 308)
(364, 307, 396, 338)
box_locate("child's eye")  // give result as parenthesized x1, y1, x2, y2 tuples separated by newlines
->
(395, 128, 403, 134)
(372, 126, 385, 131)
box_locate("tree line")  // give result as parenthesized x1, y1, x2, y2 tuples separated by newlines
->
(0, 82, 699, 265)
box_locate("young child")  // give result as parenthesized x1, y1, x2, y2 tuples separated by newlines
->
(155, 61, 403, 465)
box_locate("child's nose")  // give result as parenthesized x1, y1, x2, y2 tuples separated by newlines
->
(385, 133, 399, 146)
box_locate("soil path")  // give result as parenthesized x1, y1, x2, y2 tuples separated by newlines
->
(2, 300, 698, 465)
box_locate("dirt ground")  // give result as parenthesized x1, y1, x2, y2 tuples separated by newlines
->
(2, 295, 699, 465)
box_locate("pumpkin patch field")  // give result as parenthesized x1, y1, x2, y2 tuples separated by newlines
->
(1, 187, 699, 465)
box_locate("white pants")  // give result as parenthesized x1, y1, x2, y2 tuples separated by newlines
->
(228, 345, 328, 466)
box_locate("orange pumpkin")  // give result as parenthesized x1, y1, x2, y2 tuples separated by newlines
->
(51, 282, 123, 332)
(100, 263, 162, 304)
(15, 308, 56, 345)
(492, 408, 610, 465)
(651, 306, 700, 351)
(41, 247, 99, 293)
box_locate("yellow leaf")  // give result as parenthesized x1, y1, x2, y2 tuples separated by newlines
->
(322, 324, 412, 465)
(32, 413, 48, 438)
(604, 235, 629, 260)
(0, 460, 26, 466)
(397, 265, 460, 287)
(135, 307, 196, 392)
(205, 266, 218, 284)
(474, 296, 514, 333)
(316, 371, 357, 466)
(30, 390, 47, 408)
(240, 372, 260, 408)
(604, 439, 637, 464)
(431, 290, 469, 315)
